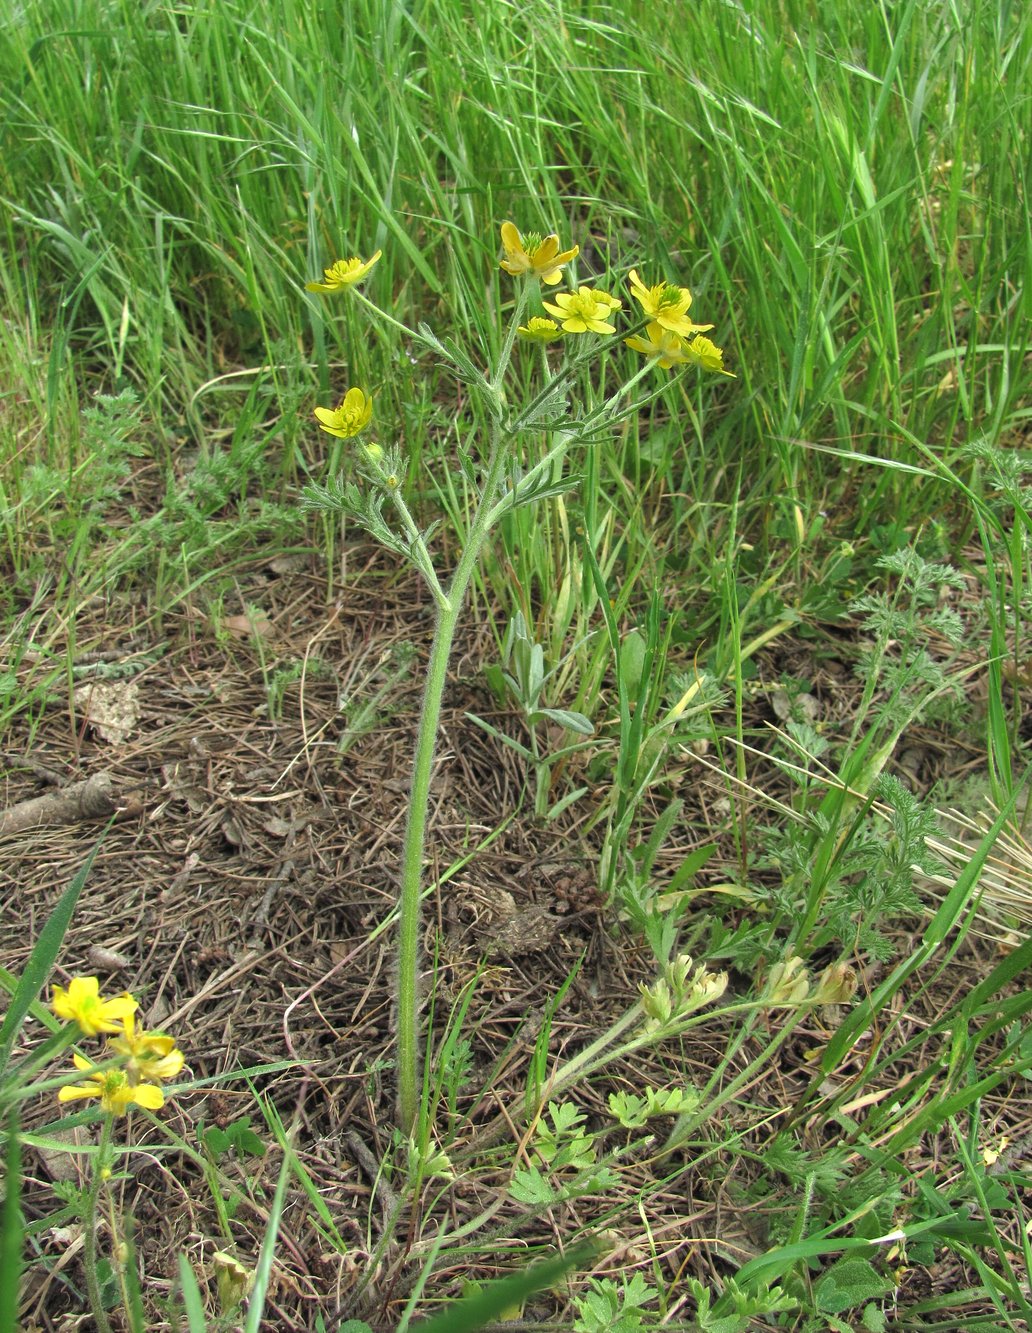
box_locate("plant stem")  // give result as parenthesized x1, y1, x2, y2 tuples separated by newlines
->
(83, 1116, 115, 1333)
(395, 286, 532, 1132)
(662, 1010, 806, 1157)
(395, 424, 508, 1131)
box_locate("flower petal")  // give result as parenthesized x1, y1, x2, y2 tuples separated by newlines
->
(500, 221, 522, 254)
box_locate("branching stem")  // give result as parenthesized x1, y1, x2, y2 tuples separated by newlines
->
(395, 286, 531, 1131)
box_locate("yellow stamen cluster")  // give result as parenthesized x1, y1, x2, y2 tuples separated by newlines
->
(52, 976, 184, 1117)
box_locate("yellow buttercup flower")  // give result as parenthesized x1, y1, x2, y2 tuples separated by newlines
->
(51, 976, 138, 1038)
(58, 1055, 166, 1115)
(628, 269, 713, 338)
(499, 222, 578, 284)
(517, 316, 563, 342)
(305, 250, 382, 294)
(626, 323, 735, 377)
(314, 387, 374, 439)
(625, 321, 692, 370)
(684, 335, 735, 376)
(109, 1013, 185, 1086)
(542, 286, 622, 335)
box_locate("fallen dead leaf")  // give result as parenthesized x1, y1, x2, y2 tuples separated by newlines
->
(222, 612, 273, 638)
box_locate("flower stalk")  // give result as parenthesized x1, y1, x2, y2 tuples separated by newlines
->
(83, 1116, 116, 1333)
(302, 228, 732, 1136)
(395, 420, 511, 1129)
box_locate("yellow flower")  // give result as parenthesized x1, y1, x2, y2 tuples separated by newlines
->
(542, 286, 622, 335)
(684, 335, 735, 376)
(58, 1054, 166, 1115)
(499, 221, 578, 284)
(51, 976, 137, 1038)
(625, 321, 692, 370)
(305, 250, 382, 293)
(517, 316, 563, 342)
(626, 324, 734, 377)
(109, 1013, 185, 1086)
(313, 387, 373, 439)
(628, 269, 713, 338)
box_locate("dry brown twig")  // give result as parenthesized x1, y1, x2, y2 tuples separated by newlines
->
(0, 771, 147, 837)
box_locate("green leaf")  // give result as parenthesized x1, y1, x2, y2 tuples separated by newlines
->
(620, 630, 648, 696)
(465, 712, 536, 763)
(201, 1124, 231, 1159)
(534, 707, 594, 735)
(0, 1111, 21, 1333)
(176, 1253, 208, 1333)
(508, 1165, 556, 1204)
(814, 1257, 892, 1314)
(226, 1116, 265, 1158)
(608, 1091, 648, 1128)
(502, 472, 584, 515)
(506, 373, 573, 432)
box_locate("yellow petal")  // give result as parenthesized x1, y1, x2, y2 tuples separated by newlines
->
(132, 1084, 166, 1110)
(342, 387, 369, 414)
(500, 221, 522, 254)
(58, 1083, 97, 1103)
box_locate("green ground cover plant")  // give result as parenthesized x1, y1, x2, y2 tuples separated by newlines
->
(1, 0, 1030, 1328)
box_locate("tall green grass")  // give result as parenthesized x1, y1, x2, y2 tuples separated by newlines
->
(2, 0, 1025, 711)
(3, 0, 1025, 493)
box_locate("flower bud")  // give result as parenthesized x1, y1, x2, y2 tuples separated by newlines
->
(812, 962, 857, 1005)
(213, 1251, 254, 1314)
(764, 955, 810, 1006)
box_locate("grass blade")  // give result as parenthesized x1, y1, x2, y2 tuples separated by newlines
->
(0, 829, 108, 1067)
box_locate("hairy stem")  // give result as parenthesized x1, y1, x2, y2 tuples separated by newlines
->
(83, 1116, 115, 1333)
(395, 424, 511, 1130)
(395, 286, 532, 1132)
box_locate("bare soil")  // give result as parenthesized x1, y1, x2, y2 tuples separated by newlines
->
(2, 544, 1029, 1330)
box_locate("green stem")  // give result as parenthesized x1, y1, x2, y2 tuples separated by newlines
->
(351, 289, 426, 344)
(395, 431, 510, 1131)
(495, 281, 531, 382)
(83, 1116, 115, 1333)
(531, 724, 549, 819)
(545, 1002, 646, 1096)
(662, 1010, 805, 1157)
(395, 286, 532, 1132)
(370, 468, 449, 610)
